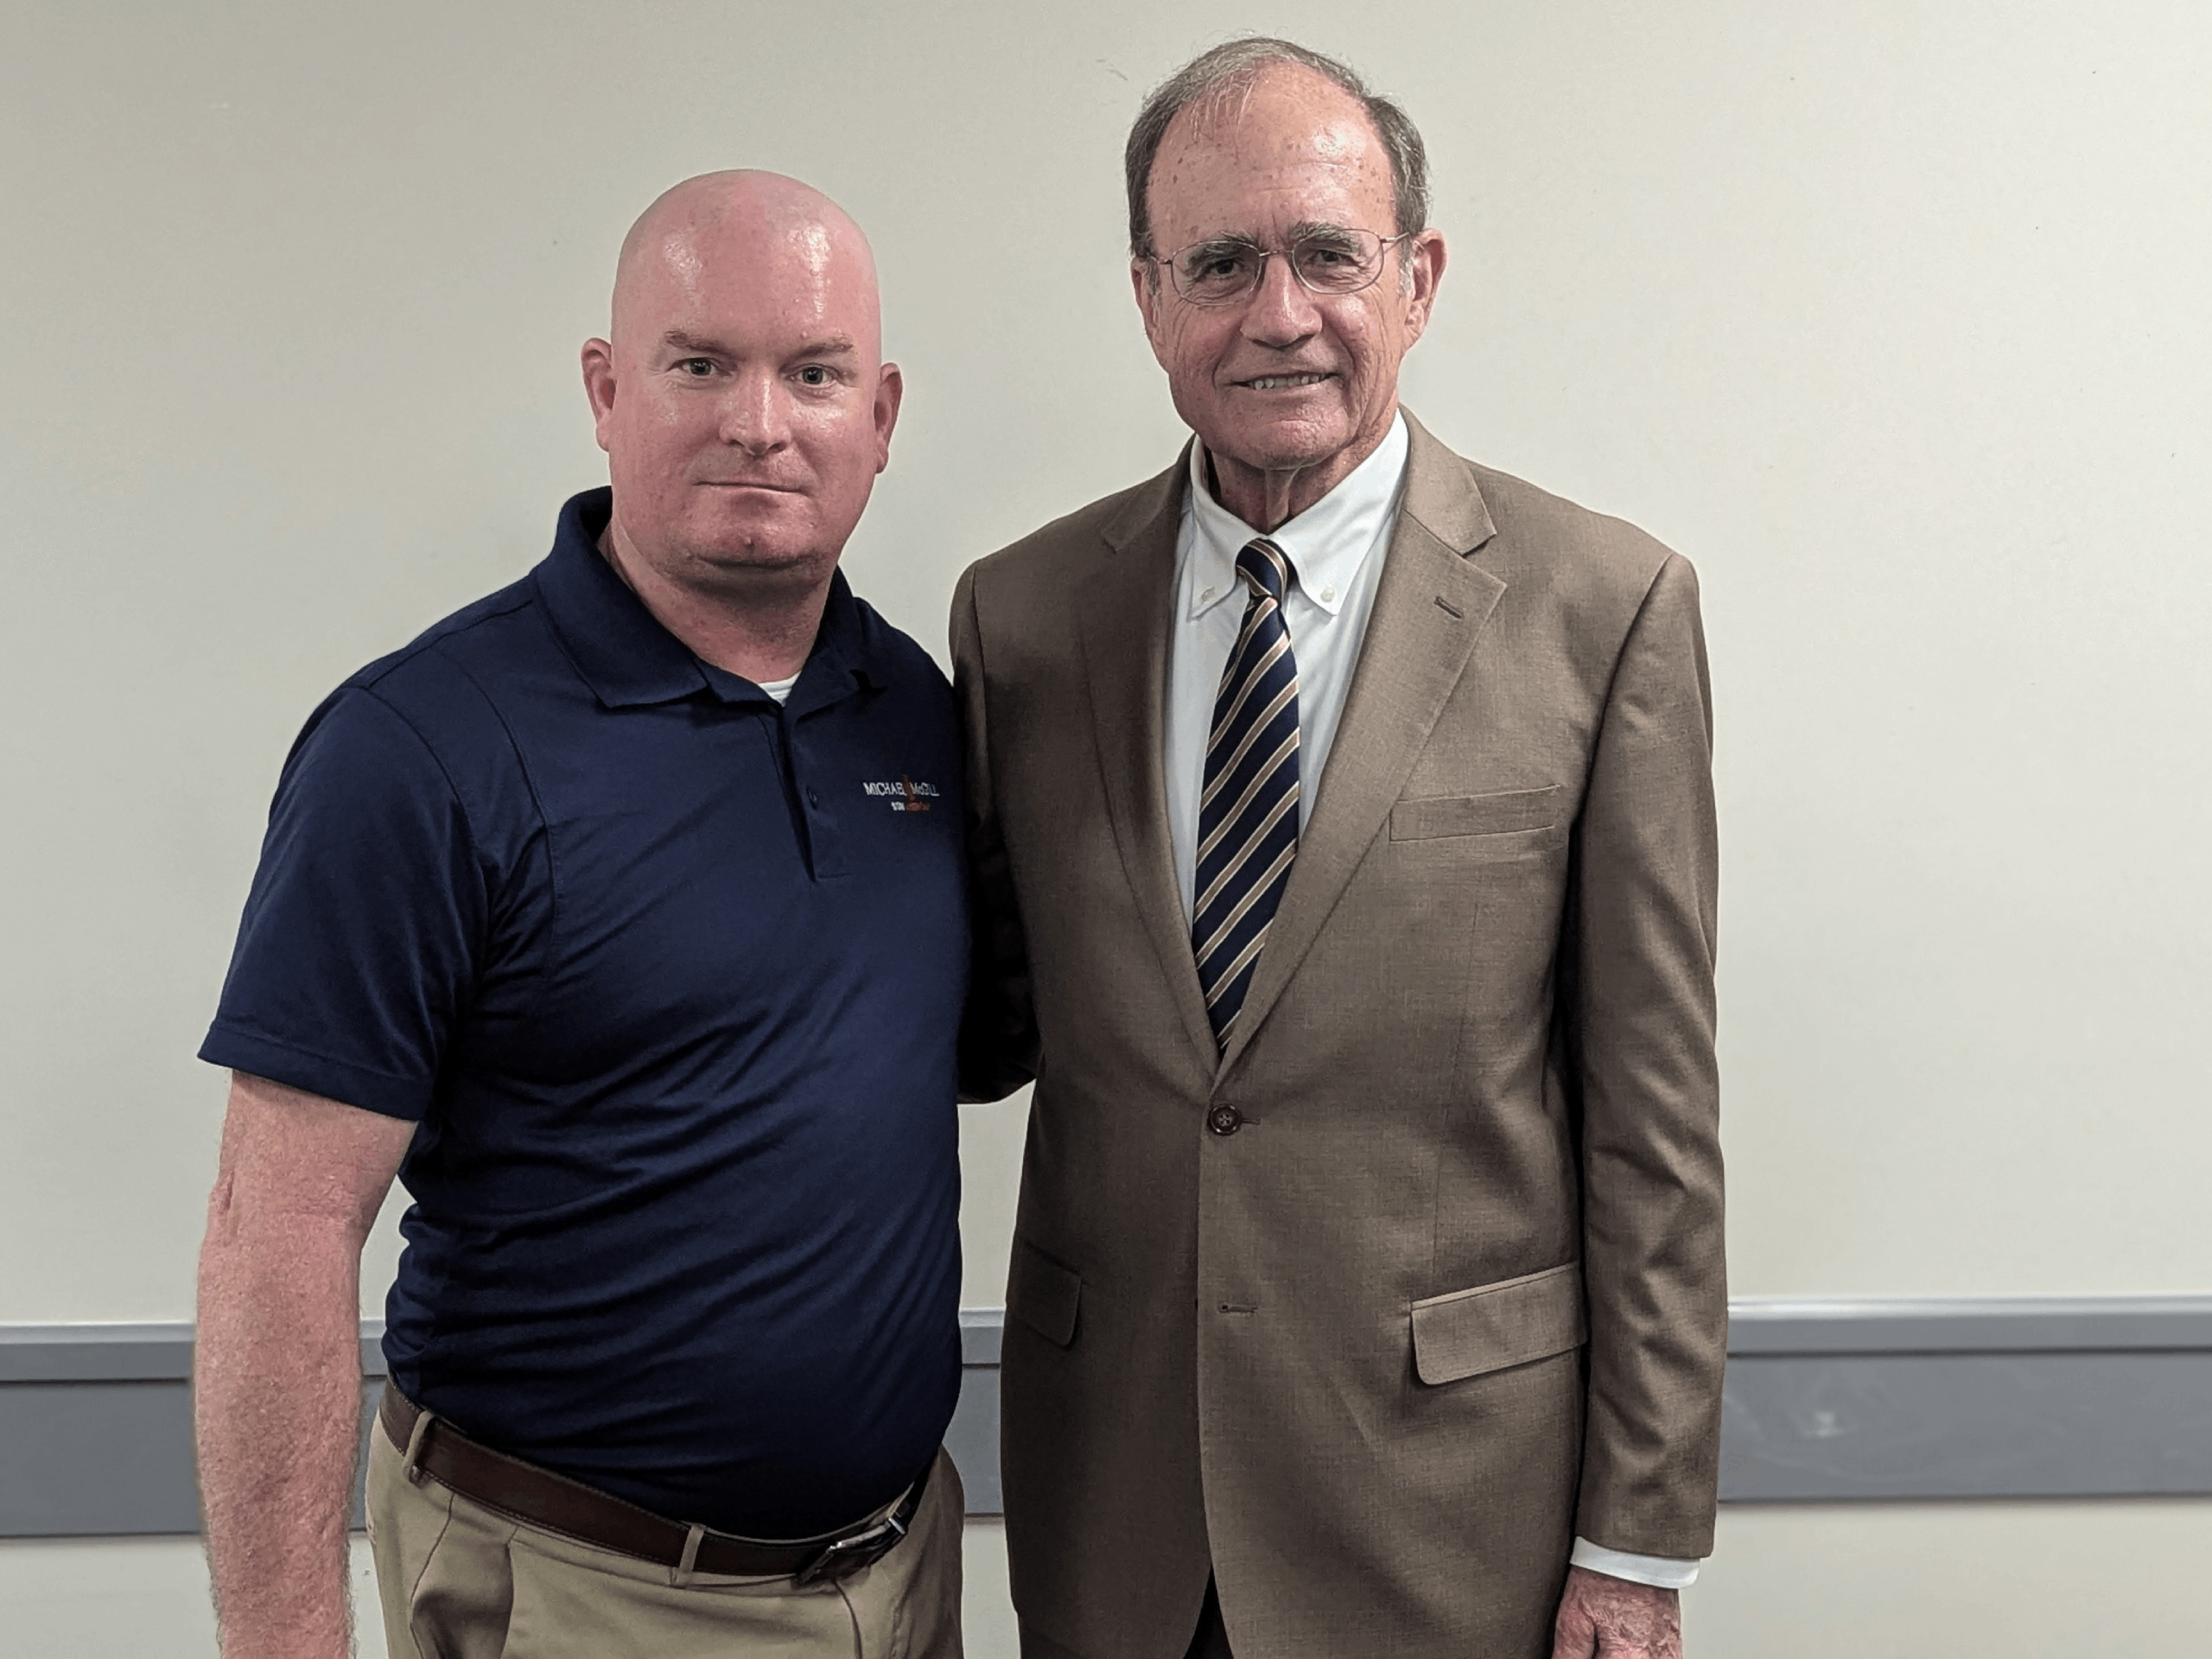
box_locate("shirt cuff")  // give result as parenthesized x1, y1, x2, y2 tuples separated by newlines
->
(1569, 1537, 1701, 1589)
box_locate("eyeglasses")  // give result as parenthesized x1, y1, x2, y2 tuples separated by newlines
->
(1150, 228, 1413, 305)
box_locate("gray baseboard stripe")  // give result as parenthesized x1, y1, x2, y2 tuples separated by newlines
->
(1726, 1296, 2212, 1355)
(1723, 1295, 2212, 1503)
(4, 1296, 2209, 1537)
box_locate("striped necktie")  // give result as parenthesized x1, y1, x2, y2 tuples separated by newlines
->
(1192, 537, 1301, 1049)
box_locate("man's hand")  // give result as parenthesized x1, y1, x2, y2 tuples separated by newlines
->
(1550, 1565, 1684, 1659)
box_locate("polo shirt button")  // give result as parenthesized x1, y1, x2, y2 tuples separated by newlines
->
(1207, 1104, 1242, 1136)
(806, 787, 820, 809)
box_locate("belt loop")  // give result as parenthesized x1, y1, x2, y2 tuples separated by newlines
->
(670, 1522, 706, 1588)
(401, 1405, 436, 1486)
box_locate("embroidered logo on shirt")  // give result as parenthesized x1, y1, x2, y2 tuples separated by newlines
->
(861, 776, 940, 813)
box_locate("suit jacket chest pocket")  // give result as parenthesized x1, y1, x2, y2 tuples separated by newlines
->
(1389, 785, 1566, 859)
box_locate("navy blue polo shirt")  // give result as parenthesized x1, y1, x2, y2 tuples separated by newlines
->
(202, 489, 966, 1536)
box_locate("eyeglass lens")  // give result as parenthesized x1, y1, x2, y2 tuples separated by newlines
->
(1170, 231, 1388, 302)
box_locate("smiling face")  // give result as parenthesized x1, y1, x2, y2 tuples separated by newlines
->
(1134, 64, 1444, 527)
(582, 174, 899, 604)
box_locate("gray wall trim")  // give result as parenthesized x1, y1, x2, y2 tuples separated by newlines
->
(958, 1306, 1003, 1367)
(1720, 1350, 2212, 1502)
(0, 1323, 387, 1383)
(16, 1295, 2209, 1379)
(0, 1323, 201, 1382)
(0, 1315, 1003, 1537)
(9, 1296, 2212, 1535)
(1726, 1294, 2212, 1356)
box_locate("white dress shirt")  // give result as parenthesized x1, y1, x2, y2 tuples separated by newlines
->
(1161, 408, 1700, 1593)
(1165, 411, 1407, 916)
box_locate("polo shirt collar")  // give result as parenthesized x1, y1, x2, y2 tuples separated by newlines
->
(535, 488, 875, 712)
(1184, 409, 1409, 620)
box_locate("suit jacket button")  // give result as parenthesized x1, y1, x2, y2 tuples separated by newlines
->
(1207, 1104, 1243, 1136)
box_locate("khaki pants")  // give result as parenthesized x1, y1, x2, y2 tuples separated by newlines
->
(366, 1421, 964, 1659)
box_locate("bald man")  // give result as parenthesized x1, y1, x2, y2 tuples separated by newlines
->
(194, 173, 969, 1659)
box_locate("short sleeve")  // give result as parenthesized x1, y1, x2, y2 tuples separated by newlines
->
(200, 687, 487, 1120)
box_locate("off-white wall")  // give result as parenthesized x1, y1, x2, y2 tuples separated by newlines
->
(5, 2, 2209, 1321)
(5, 1, 2211, 1648)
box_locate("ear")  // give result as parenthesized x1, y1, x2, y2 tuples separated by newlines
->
(1131, 258, 1173, 370)
(872, 361, 905, 474)
(581, 339, 619, 454)
(1398, 230, 1447, 348)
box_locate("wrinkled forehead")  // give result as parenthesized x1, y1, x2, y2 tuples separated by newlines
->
(1148, 72, 1395, 245)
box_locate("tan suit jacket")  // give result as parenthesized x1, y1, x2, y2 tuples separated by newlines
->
(951, 412, 1724, 1659)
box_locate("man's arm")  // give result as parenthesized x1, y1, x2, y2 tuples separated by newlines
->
(1560, 551, 1725, 1603)
(194, 1071, 415, 1659)
(950, 563, 1040, 1101)
(1545, 551, 1720, 1656)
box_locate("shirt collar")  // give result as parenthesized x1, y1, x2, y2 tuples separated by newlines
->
(1183, 409, 1409, 621)
(534, 488, 874, 711)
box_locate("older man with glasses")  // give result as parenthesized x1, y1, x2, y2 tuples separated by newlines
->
(953, 37, 1726, 1659)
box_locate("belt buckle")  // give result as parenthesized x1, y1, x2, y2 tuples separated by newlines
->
(794, 1510, 907, 1586)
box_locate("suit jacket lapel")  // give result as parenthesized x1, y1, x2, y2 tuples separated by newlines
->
(1077, 452, 1221, 1069)
(1222, 411, 1506, 1075)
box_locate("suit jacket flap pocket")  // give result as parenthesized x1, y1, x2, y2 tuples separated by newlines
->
(1390, 785, 1563, 842)
(1410, 1261, 1586, 1385)
(1008, 1236, 1082, 1349)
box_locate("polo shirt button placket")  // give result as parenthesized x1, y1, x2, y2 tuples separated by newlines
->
(785, 734, 845, 880)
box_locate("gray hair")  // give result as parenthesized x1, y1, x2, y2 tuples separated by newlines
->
(1124, 37, 1431, 260)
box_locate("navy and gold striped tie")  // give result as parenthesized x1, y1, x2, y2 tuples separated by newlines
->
(1192, 537, 1301, 1049)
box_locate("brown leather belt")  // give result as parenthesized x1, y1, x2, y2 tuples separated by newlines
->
(378, 1384, 930, 1584)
